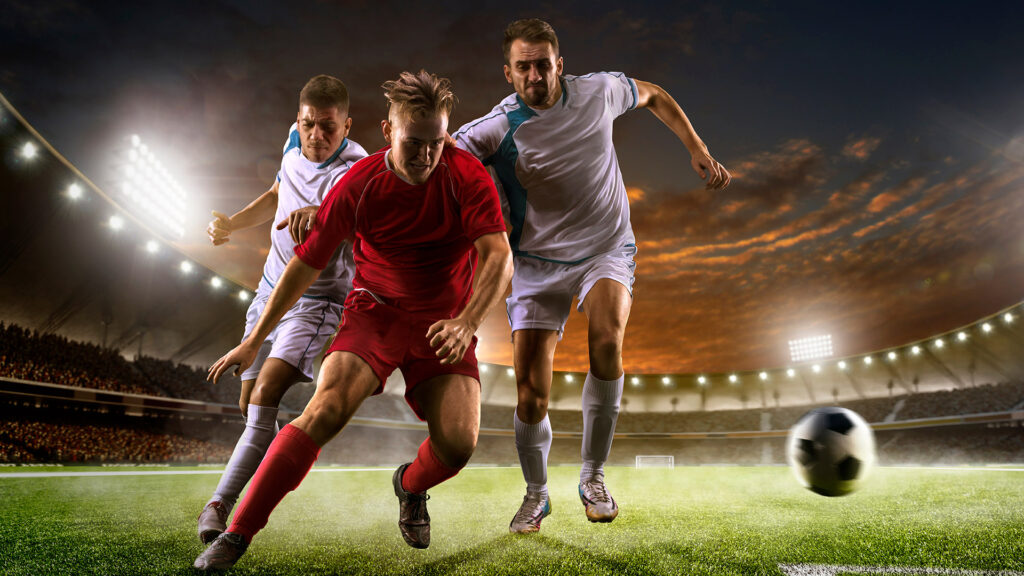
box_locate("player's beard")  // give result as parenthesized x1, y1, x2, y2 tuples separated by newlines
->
(523, 82, 549, 107)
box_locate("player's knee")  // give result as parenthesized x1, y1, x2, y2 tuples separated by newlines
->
(437, 436, 476, 470)
(516, 393, 548, 423)
(304, 395, 345, 430)
(588, 330, 623, 362)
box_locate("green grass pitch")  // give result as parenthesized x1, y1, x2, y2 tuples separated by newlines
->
(1, 465, 1023, 575)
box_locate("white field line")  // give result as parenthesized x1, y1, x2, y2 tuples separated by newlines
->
(0, 465, 519, 479)
(778, 564, 1024, 575)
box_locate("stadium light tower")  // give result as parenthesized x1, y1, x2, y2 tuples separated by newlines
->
(20, 141, 38, 160)
(113, 135, 188, 240)
(788, 334, 834, 364)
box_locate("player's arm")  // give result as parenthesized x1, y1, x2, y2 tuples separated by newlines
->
(633, 80, 731, 190)
(427, 232, 513, 365)
(208, 256, 322, 383)
(207, 181, 280, 246)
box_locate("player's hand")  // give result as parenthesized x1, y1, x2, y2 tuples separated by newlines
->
(690, 150, 731, 190)
(208, 341, 259, 384)
(426, 317, 476, 365)
(276, 206, 318, 245)
(238, 379, 256, 417)
(207, 210, 233, 246)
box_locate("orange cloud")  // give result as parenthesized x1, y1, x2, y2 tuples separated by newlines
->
(842, 136, 882, 161)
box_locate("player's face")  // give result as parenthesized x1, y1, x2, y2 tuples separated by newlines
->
(504, 39, 563, 109)
(296, 104, 352, 164)
(382, 109, 448, 185)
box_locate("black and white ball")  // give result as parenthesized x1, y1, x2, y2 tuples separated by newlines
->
(786, 407, 876, 496)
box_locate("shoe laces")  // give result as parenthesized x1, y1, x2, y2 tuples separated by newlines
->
(582, 474, 612, 504)
(513, 493, 547, 523)
(406, 492, 430, 521)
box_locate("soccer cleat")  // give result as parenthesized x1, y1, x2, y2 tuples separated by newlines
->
(392, 463, 431, 549)
(509, 492, 551, 534)
(579, 472, 618, 523)
(193, 531, 248, 571)
(197, 501, 229, 545)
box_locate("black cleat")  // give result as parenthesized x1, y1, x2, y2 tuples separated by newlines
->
(392, 463, 431, 549)
(193, 531, 248, 571)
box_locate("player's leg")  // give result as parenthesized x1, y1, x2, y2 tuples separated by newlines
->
(509, 329, 558, 533)
(392, 374, 480, 548)
(197, 360, 303, 543)
(578, 277, 632, 522)
(194, 351, 379, 571)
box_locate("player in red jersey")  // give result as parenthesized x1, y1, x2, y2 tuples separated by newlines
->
(193, 70, 513, 571)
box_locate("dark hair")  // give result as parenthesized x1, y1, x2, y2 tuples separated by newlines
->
(503, 18, 559, 63)
(299, 75, 349, 112)
(382, 69, 456, 120)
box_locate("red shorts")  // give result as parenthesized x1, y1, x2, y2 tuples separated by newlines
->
(326, 291, 480, 420)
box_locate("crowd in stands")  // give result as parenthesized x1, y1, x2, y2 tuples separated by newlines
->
(0, 418, 233, 464)
(897, 381, 1024, 420)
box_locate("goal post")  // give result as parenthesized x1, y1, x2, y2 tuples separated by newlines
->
(635, 455, 674, 469)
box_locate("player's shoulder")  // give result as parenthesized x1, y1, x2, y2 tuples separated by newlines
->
(454, 94, 519, 137)
(442, 145, 487, 170)
(565, 71, 632, 93)
(339, 148, 388, 183)
(282, 122, 302, 156)
(339, 139, 369, 163)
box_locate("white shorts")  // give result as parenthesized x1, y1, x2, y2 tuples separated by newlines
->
(506, 244, 637, 338)
(239, 283, 344, 382)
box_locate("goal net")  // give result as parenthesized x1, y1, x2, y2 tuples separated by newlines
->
(635, 455, 675, 469)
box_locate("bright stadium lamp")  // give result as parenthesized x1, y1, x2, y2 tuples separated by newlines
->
(210, 277, 223, 289)
(956, 331, 967, 342)
(697, 375, 707, 386)
(728, 374, 738, 384)
(759, 372, 768, 381)
(1004, 313, 1014, 324)
(113, 134, 188, 240)
(788, 334, 833, 363)
(661, 376, 671, 386)
(887, 351, 897, 361)
(109, 215, 125, 230)
(934, 338, 945, 349)
(20, 141, 38, 160)
(786, 368, 795, 378)
(145, 240, 159, 254)
(180, 261, 193, 274)
(479, 364, 489, 373)
(564, 374, 574, 383)
(67, 183, 83, 200)
(630, 376, 641, 387)
(982, 322, 993, 333)
(838, 360, 847, 371)
(812, 364, 821, 374)
(238, 290, 250, 301)
(911, 345, 921, 355)
(506, 368, 515, 377)
(863, 356, 873, 366)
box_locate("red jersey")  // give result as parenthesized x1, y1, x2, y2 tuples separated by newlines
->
(295, 146, 506, 317)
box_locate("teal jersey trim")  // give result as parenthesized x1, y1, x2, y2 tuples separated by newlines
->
(317, 138, 349, 169)
(284, 129, 301, 155)
(483, 96, 536, 255)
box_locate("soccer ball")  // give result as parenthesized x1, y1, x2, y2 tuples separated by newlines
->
(786, 406, 876, 496)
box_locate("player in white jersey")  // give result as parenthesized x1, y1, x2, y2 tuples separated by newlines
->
(454, 19, 731, 533)
(197, 75, 368, 544)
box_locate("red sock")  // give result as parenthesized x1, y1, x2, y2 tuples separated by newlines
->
(228, 424, 320, 541)
(402, 437, 461, 494)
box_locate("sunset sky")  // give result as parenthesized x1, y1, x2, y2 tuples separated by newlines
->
(3, 0, 1023, 373)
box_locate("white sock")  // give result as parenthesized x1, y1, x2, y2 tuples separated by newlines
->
(210, 404, 279, 511)
(514, 412, 551, 498)
(580, 372, 623, 482)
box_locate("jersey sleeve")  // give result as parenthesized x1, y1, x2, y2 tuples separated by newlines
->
(602, 72, 639, 117)
(276, 122, 301, 183)
(452, 151, 507, 242)
(453, 106, 508, 162)
(293, 171, 358, 270)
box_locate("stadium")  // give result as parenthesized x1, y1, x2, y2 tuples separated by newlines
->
(3, 4, 1024, 575)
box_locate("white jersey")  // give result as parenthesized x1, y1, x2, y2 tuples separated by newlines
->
(262, 124, 367, 299)
(455, 72, 638, 264)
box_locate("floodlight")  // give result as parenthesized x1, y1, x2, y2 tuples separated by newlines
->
(982, 322, 992, 333)
(479, 364, 489, 373)
(887, 351, 897, 361)
(114, 135, 187, 239)
(863, 356, 873, 366)
(786, 368, 795, 378)
(67, 183, 83, 199)
(697, 375, 707, 385)
(728, 374, 738, 384)
(211, 277, 223, 289)
(145, 240, 159, 254)
(564, 374, 574, 383)
(506, 368, 515, 377)
(956, 331, 967, 342)
(812, 364, 821, 373)
(1005, 313, 1014, 323)
(20, 142, 38, 159)
(911, 345, 921, 355)
(180, 261, 193, 273)
(630, 376, 640, 387)
(838, 361, 847, 370)
(934, 338, 944, 349)
(788, 335, 833, 363)
(759, 372, 768, 381)
(109, 215, 125, 230)
(661, 376, 671, 386)
(238, 290, 250, 301)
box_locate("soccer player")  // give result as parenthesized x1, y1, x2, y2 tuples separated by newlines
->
(193, 70, 513, 571)
(454, 18, 731, 533)
(196, 75, 368, 544)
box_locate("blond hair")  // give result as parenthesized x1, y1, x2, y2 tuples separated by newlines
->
(382, 69, 456, 121)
